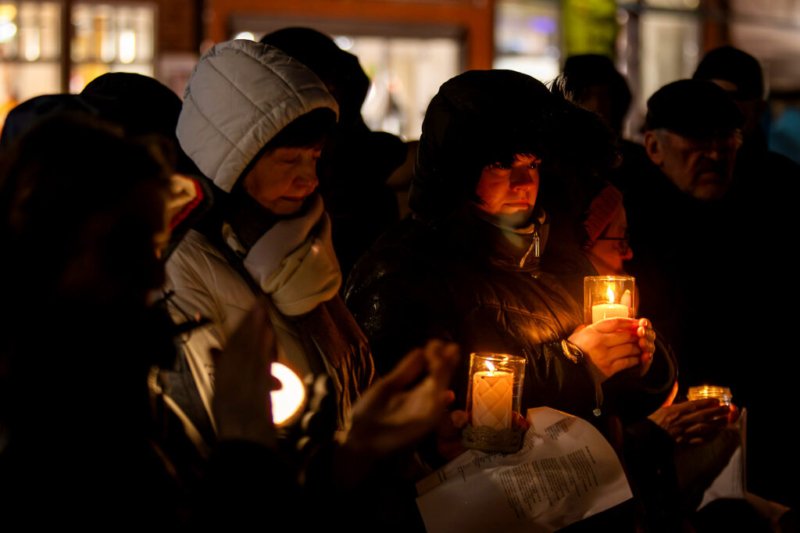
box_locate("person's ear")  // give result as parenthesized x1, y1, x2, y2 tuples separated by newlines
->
(644, 130, 665, 166)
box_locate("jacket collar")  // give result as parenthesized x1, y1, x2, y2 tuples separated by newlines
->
(441, 206, 549, 272)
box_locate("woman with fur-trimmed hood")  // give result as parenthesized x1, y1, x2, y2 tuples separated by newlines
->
(346, 70, 663, 428)
(166, 40, 374, 441)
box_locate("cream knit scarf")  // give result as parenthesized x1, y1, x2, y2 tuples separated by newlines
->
(239, 195, 342, 316)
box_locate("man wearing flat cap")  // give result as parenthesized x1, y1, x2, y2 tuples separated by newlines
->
(642, 79, 743, 201)
(693, 49, 800, 513)
(624, 79, 799, 517)
(621, 79, 745, 389)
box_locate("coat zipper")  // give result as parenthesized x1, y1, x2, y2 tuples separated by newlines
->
(518, 228, 540, 268)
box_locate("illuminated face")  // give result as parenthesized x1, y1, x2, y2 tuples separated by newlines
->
(645, 129, 741, 201)
(242, 145, 321, 215)
(474, 153, 541, 227)
(586, 208, 633, 276)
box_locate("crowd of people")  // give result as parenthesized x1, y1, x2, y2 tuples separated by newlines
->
(0, 27, 795, 531)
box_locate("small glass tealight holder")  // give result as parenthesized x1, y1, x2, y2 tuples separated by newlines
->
(462, 352, 526, 454)
(687, 384, 733, 406)
(583, 275, 636, 324)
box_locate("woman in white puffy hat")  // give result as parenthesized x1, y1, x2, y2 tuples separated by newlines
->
(166, 39, 375, 441)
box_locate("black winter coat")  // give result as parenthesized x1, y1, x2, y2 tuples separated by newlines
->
(346, 208, 602, 420)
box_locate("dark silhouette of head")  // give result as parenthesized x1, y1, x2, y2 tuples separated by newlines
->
(260, 27, 370, 128)
(552, 54, 632, 134)
(81, 72, 200, 176)
(693, 45, 766, 139)
(693, 45, 764, 101)
(0, 94, 96, 150)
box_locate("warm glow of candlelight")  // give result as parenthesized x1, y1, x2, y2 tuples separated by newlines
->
(270, 362, 306, 427)
(584, 275, 636, 324)
(590, 283, 629, 323)
(472, 366, 513, 430)
(687, 384, 732, 406)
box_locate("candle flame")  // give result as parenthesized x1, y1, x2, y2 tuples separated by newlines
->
(606, 286, 616, 304)
(270, 362, 306, 427)
(485, 361, 496, 374)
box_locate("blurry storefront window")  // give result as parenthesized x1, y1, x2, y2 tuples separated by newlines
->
(617, 1, 700, 135)
(642, 0, 699, 7)
(562, 0, 619, 58)
(228, 19, 463, 142)
(70, 3, 155, 92)
(0, 1, 156, 129)
(727, 0, 800, 163)
(727, 0, 800, 94)
(339, 36, 459, 140)
(494, 0, 560, 85)
(0, 2, 61, 125)
(638, 8, 699, 107)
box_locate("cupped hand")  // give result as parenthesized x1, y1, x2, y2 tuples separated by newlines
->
(569, 317, 646, 383)
(648, 398, 732, 445)
(345, 339, 460, 458)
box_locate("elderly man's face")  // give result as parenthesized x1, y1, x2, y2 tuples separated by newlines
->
(644, 128, 742, 201)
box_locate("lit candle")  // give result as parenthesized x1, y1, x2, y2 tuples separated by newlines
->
(270, 362, 307, 427)
(687, 384, 732, 406)
(591, 286, 631, 323)
(471, 362, 513, 430)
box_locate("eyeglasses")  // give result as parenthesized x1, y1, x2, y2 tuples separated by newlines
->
(595, 230, 630, 255)
(671, 129, 744, 155)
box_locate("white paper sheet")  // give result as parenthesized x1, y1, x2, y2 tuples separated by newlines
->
(416, 407, 633, 533)
(698, 408, 746, 509)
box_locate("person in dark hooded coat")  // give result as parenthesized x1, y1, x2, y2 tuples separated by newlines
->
(343, 67, 693, 533)
(345, 69, 662, 427)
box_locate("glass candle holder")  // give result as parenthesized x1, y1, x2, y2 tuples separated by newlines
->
(687, 384, 733, 406)
(583, 275, 636, 324)
(462, 352, 526, 453)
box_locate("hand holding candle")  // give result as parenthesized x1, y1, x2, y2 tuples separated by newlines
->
(569, 317, 656, 382)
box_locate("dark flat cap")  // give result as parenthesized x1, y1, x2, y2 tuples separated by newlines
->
(644, 79, 743, 138)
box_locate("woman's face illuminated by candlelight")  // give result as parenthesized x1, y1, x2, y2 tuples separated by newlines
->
(242, 144, 322, 216)
(474, 153, 540, 227)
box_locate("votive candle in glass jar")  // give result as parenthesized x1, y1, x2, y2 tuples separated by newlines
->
(463, 352, 526, 453)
